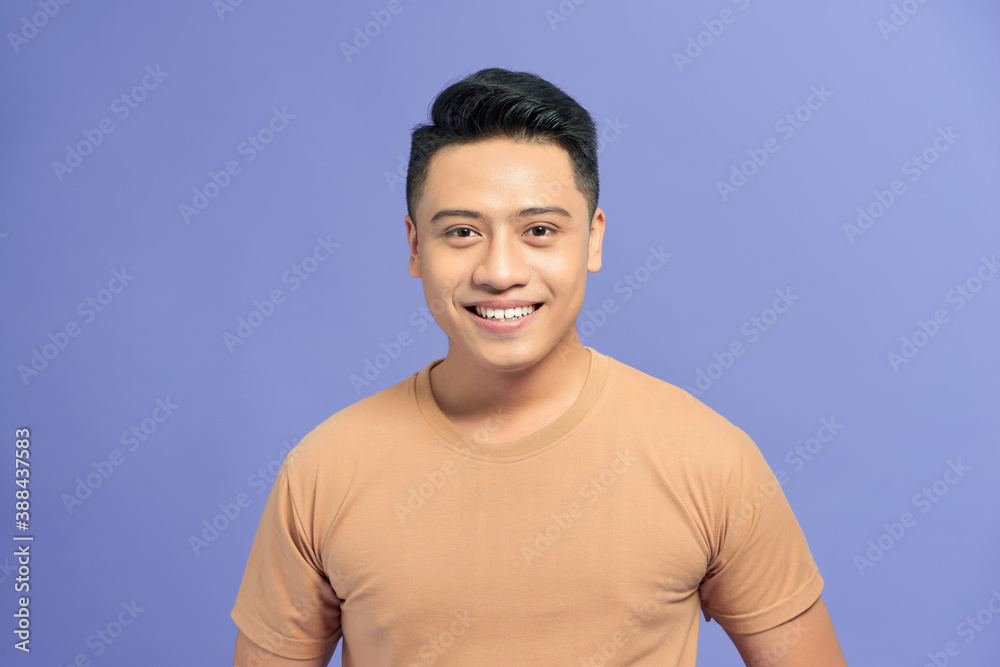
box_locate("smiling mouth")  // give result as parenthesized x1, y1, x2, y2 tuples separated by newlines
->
(466, 304, 542, 321)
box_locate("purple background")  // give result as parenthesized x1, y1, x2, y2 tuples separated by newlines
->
(2, 1, 999, 665)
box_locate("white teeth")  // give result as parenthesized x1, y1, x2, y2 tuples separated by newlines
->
(474, 304, 537, 320)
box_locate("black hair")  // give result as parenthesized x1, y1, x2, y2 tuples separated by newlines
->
(406, 67, 599, 229)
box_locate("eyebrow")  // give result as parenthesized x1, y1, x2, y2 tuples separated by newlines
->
(428, 206, 572, 226)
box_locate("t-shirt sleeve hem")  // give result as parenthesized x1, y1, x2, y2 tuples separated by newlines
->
(702, 568, 824, 635)
(231, 605, 339, 661)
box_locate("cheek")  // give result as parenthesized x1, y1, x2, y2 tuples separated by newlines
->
(541, 255, 588, 291)
(421, 269, 463, 312)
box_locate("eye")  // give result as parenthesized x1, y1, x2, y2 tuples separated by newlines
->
(527, 225, 554, 237)
(445, 227, 479, 238)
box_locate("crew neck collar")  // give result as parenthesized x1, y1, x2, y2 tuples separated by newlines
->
(413, 346, 612, 462)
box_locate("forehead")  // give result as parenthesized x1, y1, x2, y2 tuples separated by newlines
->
(420, 137, 584, 216)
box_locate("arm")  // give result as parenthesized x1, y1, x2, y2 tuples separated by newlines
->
(231, 453, 344, 666)
(725, 595, 848, 667)
(234, 629, 336, 667)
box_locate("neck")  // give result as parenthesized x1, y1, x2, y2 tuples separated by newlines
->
(429, 336, 592, 425)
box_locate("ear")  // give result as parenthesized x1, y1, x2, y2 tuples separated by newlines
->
(587, 208, 606, 273)
(405, 214, 421, 278)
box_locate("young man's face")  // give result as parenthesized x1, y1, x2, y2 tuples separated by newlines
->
(405, 137, 605, 373)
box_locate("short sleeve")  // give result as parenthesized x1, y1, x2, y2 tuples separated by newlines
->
(231, 461, 343, 659)
(699, 429, 824, 634)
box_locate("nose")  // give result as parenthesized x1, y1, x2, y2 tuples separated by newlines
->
(472, 228, 531, 291)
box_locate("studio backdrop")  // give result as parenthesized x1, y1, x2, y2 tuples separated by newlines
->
(1, 1, 998, 665)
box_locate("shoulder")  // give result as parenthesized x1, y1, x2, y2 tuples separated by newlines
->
(281, 369, 417, 486)
(603, 353, 752, 455)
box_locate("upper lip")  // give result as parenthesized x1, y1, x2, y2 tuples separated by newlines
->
(465, 300, 541, 309)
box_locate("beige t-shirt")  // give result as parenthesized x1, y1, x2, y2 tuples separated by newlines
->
(231, 347, 823, 665)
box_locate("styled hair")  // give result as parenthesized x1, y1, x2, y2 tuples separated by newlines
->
(406, 67, 599, 228)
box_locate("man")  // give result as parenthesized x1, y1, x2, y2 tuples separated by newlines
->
(232, 67, 849, 666)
